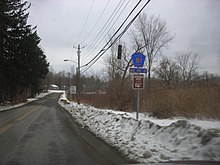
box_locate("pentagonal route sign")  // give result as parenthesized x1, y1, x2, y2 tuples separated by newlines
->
(132, 52, 146, 67)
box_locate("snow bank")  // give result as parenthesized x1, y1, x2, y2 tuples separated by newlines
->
(58, 96, 220, 163)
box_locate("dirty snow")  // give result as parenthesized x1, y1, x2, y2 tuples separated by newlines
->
(59, 93, 220, 163)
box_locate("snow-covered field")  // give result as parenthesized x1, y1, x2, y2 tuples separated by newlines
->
(59, 93, 220, 163)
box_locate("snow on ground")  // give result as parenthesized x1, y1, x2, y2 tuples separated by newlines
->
(126, 113, 220, 129)
(0, 90, 64, 112)
(59, 93, 220, 163)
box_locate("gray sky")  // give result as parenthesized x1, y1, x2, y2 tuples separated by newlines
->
(27, 0, 220, 75)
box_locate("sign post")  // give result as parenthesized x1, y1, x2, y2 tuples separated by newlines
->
(137, 90, 140, 120)
(131, 53, 146, 120)
(132, 74, 144, 120)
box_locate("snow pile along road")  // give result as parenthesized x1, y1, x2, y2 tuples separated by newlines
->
(59, 96, 220, 163)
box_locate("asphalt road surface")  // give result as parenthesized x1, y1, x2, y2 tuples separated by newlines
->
(0, 93, 129, 165)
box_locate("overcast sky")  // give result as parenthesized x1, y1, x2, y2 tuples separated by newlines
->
(27, 0, 220, 75)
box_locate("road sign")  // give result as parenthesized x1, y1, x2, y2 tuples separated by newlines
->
(132, 52, 146, 67)
(132, 74, 144, 90)
(129, 67, 147, 73)
(70, 86, 76, 94)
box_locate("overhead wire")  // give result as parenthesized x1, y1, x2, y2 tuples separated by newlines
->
(73, 0, 96, 46)
(81, 0, 125, 57)
(81, 0, 151, 74)
(80, 0, 111, 46)
(82, 0, 131, 59)
(82, 0, 143, 69)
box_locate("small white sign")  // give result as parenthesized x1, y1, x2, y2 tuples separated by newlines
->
(70, 86, 76, 94)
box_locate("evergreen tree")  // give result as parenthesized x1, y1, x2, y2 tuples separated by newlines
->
(0, 0, 49, 103)
(20, 30, 49, 97)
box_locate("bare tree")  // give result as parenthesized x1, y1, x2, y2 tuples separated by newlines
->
(105, 38, 132, 87)
(131, 13, 174, 83)
(154, 56, 180, 87)
(175, 51, 200, 84)
(104, 37, 135, 110)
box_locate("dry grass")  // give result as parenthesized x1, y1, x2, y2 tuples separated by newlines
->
(80, 93, 112, 109)
(73, 80, 220, 120)
(143, 86, 220, 119)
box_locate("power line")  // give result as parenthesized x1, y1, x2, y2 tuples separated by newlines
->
(80, 0, 111, 46)
(82, 0, 143, 68)
(81, 0, 151, 74)
(73, 0, 96, 46)
(82, 0, 125, 57)
(82, 0, 131, 59)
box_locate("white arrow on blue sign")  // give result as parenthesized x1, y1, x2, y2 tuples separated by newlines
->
(132, 52, 146, 67)
(129, 67, 147, 73)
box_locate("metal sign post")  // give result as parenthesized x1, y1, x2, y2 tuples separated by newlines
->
(131, 52, 146, 120)
(132, 74, 144, 120)
(136, 89, 140, 120)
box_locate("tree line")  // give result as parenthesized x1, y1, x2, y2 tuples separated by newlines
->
(43, 67, 107, 93)
(0, 0, 49, 103)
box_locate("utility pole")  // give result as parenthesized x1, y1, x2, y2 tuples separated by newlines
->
(74, 44, 84, 104)
(76, 45, 81, 104)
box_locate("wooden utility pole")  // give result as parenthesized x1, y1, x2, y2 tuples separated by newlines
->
(76, 45, 81, 104)
(74, 44, 84, 104)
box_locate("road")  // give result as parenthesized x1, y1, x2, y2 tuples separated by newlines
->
(0, 93, 129, 165)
